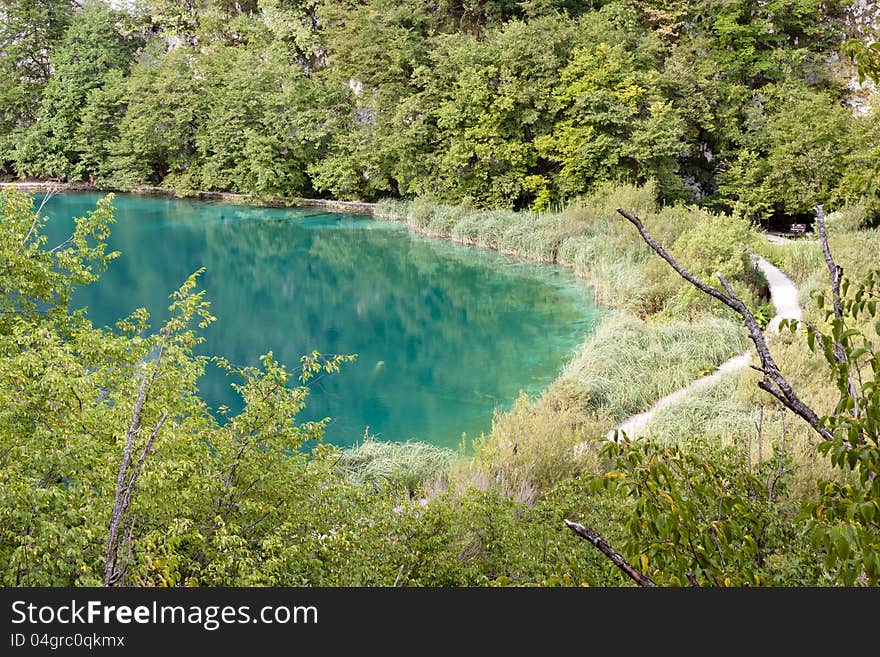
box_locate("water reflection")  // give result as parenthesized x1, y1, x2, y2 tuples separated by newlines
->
(42, 193, 600, 448)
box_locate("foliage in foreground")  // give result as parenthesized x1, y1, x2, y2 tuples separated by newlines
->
(580, 212, 880, 586)
(799, 270, 880, 585)
(3, 183, 880, 586)
(0, 190, 640, 587)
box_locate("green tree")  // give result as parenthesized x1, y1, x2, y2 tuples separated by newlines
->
(244, 69, 351, 198)
(307, 0, 433, 200)
(0, 0, 74, 174)
(843, 39, 880, 85)
(11, 1, 138, 180)
(102, 43, 205, 189)
(717, 86, 856, 221)
(707, 0, 844, 84)
(195, 42, 282, 193)
(259, 0, 326, 71)
(536, 7, 687, 202)
(75, 70, 129, 184)
(409, 15, 583, 208)
(134, 0, 206, 45)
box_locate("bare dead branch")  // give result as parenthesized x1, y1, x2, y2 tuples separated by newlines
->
(104, 375, 148, 585)
(393, 564, 405, 587)
(816, 205, 860, 419)
(769, 410, 787, 505)
(23, 184, 59, 246)
(816, 206, 843, 324)
(751, 403, 764, 476)
(118, 516, 138, 588)
(103, 347, 166, 586)
(757, 400, 763, 476)
(104, 409, 166, 586)
(564, 519, 657, 587)
(617, 208, 733, 307)
(124, 412, 167, 499)
(46, 237, 73, 254)
(617, 208, 833, 443)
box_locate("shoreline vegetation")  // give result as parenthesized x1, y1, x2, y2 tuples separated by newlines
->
(3, 0, 879, 587)
(3, 172, 879, 586)
(5, 180, 875, 493)
(3, 179, 759, 479)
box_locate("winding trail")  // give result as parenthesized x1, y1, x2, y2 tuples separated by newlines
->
(608, 255, 801, 440)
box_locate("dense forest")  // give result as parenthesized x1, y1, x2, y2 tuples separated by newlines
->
(1, 1, 879, 587)
(1, 0, 878, 219)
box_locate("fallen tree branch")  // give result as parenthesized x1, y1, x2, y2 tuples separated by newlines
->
(564, 519, 657, 587)
(616, 208, 833, 443)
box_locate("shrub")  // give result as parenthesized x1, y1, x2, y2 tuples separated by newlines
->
(468, 392, 608, 492)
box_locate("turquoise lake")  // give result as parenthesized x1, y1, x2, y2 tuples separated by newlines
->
(42, 193, 600, 449)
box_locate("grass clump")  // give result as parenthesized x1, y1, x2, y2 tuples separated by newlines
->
(374, 198, 410, 220)
(338, 436, 456, 493)
(757, 238, 824, 285)
(553, 312, 749, 422)
(640, 371, 757, 444)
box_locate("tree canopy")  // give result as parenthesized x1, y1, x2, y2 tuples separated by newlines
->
(1, 0, 874, 218)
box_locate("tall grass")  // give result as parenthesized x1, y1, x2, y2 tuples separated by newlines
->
(377, 183, 660, 307)
(337, 438, 456, 493)
(553, 312, 749, 421)
(830, 227, 880, 283)
(374, 198, 412, 221)
(641, 371, 756, 443)
(466, 392, 609, 492)
(757, 238, 824, 285)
